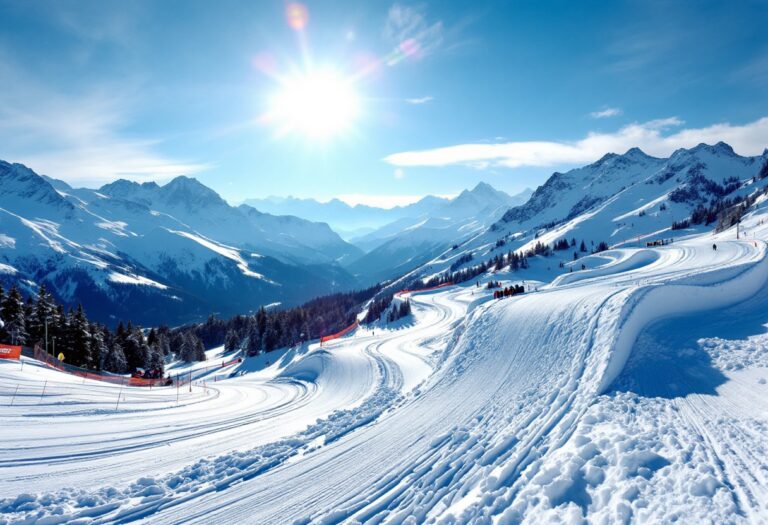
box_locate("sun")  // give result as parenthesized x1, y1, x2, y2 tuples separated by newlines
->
(269, 68, 360, 140)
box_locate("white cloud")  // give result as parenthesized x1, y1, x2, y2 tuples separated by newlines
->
(383, 4, 443, 59)
(394, 168, 405, 179)
(405, 96, 433, 105)
(383, 116, 768, 169)
(590, 107, 623, 119)
(0, 52, 209, 186)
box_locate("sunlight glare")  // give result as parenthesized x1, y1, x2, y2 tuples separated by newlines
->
(269, 69, 360, 140)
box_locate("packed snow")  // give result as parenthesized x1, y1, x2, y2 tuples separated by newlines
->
(2, 210, 768, 523)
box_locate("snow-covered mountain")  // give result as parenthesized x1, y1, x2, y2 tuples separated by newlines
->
(0, 161, 361, 326)
(241, 194, 447, 238)
(346, 183, 532, 284)
(396, 142, 768, 287)
(244, 185, 532, 241)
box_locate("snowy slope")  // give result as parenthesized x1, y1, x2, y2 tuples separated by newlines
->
(3, 202, 768, 523)
(394, 143, 768, 291)
(0, 161, 360, 325)
(347, 183, 532, 284)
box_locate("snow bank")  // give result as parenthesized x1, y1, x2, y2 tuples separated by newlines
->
(598, 242, 768, 394)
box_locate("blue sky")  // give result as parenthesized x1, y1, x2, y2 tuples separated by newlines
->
(1, 0, 767, 207)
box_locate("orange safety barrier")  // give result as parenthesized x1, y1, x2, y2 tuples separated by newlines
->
(394, 282, 454, 297)
(0, 344, 22, 360)
(320, 320, 359, 343)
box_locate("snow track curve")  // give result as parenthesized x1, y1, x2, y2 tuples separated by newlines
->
(2, 233, 768, 524)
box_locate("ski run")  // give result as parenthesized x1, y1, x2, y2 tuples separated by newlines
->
(3, 204, 768, 524)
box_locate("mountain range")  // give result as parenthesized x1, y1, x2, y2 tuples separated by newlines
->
(0, 164, 362, 326)
(395, 142, 768, 289)
(4, 142, 765, 327)
(243, 185, 532, 240)
(0, 163, 525, 326)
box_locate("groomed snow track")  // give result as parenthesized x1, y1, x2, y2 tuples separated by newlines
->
(2, 229, 768, 524)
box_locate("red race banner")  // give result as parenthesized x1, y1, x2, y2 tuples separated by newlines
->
(0, 345, 22, 360)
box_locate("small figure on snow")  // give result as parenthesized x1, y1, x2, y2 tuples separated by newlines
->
(712, 243, 717, 251)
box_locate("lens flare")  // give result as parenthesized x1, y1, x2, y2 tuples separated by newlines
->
(286, 3, 309, 31)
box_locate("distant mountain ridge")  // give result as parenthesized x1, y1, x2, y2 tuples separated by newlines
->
(0, 162, 362, 326)
(243, 184, 532, 239)
(343, 183, 533, 284)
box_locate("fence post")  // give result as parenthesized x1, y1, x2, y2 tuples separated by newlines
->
(10, 385, 19, 407)
(39, 380, 47, 404)
(115, 381, 124, 411)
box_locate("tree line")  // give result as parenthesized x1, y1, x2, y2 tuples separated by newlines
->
(180, 284, 382, 357)
(0, 283, 169, 374)
(0, 281, 383, 374)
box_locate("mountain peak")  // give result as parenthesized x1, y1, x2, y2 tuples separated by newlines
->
(160, 176, 226, 209)
(690, 141, 736, 157)
(623, 147, 651, 159)
(0, 160, 74, 213)
(471, 181, 495, 193)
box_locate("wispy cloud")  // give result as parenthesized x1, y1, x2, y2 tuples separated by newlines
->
(590, 107, 622, 119)
(383, 4, 444, 59)
(383, 116, 768, 169)
(405, 96, 433, 105)
(0, 53, 209, 186)
(394, 168, 405, 179)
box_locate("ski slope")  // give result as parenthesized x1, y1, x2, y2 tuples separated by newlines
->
(2, 217, 768, 523)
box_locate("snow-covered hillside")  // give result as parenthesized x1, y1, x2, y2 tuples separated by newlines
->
(348, 183, 532, 284)
(395, 142, 768, 290)
(3, 196, 768, 523)
(0, 161, 361, 325)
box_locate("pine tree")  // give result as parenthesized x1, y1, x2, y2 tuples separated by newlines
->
(69, 304, 92, 367)
(90, 324, 107, 370)
(104, 342, 128, 373)
(245, 323, 261, 356)
(179, 332, 206, 362)
(224, 329, 240, 352)
(1, 285, 27, 345)
(123, 326, 150, 371)
(29, 284, 57, 346)
(0, 284, 7, 343)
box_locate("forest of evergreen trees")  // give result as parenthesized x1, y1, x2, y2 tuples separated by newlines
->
(179, 284, 383, 357)
(405, 236, 609, 292)
(0, 282, 383, 374)
(0, 283, 169, 374)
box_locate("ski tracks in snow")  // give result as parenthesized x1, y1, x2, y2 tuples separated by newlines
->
(2, 235, 768, 523)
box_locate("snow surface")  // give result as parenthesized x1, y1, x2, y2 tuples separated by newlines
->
(3, 210, 768, 523)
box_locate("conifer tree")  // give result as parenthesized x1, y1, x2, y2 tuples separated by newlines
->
(1, 285, 27, 345)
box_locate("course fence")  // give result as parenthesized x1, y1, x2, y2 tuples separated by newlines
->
(394, 282, 454, 297)
(20, 345, 242, 388)
(320, 320, 359, 344)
